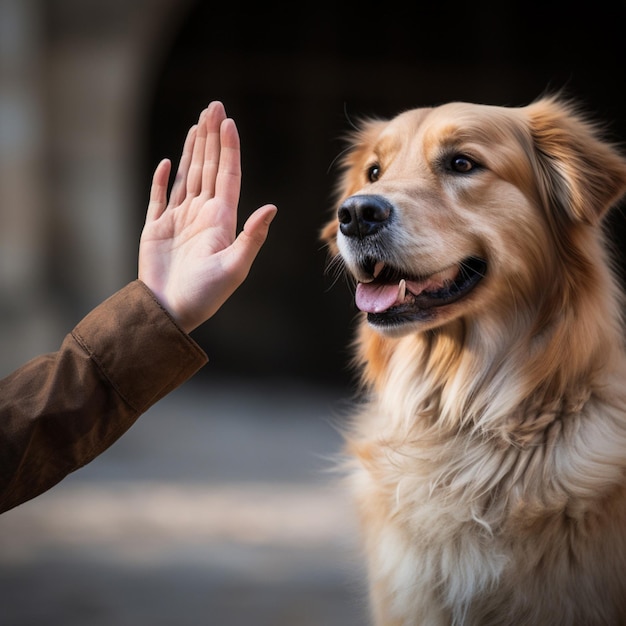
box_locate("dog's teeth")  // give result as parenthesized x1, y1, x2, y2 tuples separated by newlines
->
(398, 279, 406, 302)
(373, 261, 385, 278)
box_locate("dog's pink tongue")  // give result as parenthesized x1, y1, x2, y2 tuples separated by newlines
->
(356, 282, 402, 313)
(355, 267, 458, 313)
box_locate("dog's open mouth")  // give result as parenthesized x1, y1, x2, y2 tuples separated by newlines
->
(355, 256, 487, 324)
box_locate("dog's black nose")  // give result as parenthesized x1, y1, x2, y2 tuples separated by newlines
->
(337, 194, 393, 239)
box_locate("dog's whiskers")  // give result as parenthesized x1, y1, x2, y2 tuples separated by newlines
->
(326, 144, 353, 175)
(322, 252, 349, 292)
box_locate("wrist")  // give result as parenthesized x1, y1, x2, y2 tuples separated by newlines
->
(138, 280, 192, 333)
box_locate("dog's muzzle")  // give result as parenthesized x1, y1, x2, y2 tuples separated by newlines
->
(335, 194, 487, 330)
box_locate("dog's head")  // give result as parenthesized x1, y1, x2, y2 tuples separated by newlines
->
(322, 97, 626, 338)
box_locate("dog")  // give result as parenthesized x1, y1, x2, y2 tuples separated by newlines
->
(321, 96, 626, 625)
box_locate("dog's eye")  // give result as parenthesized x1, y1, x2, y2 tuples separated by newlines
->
(449, 154, 477, 173)
(367, 163, 381, 182)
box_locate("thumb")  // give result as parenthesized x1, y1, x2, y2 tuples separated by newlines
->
(229, 204, 277, 275)
(242, 204, 277, 246)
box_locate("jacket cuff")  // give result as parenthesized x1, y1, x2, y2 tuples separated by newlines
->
(71, 280, 208, 412)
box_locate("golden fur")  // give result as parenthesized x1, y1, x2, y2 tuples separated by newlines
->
(321, 97, 626, 625)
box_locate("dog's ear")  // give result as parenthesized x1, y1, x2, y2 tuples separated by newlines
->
(526, 97, 626, 225)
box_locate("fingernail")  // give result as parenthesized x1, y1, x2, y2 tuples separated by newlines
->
(265, 207, 278, 224)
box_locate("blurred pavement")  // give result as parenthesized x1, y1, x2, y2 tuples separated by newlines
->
(0, 380, 369, 626)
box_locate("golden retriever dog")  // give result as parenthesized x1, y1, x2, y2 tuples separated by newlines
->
(321, 96, 626, 625)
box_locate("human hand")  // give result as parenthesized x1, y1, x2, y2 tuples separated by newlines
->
(138, 101, 277, 333)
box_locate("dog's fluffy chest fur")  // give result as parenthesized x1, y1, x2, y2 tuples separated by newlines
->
(349, 343, 626, 625)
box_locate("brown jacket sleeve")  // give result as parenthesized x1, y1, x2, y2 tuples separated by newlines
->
(0, 280, 208, 513)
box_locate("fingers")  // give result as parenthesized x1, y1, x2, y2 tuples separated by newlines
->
(168, 102, 235, 209)
(169, 124, 197, 206)
(145, 159, 171, 222)
(147, 102, 255, 247)
(214, 118, 242, 213)
(202, 102, 227, 195)
(186, 101, 226, 197)
(185, 111, 207, 196)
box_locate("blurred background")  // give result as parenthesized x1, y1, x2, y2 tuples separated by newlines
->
(1, 0, 626, 624)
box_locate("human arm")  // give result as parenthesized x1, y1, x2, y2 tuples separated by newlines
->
(0, 281, 207, 513)
(0, 102, 276, 512)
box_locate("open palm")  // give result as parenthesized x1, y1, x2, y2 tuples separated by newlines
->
(139, 102, 276, 333)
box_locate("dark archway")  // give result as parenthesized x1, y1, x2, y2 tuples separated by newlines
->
(145, 0, 626, 385)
